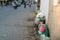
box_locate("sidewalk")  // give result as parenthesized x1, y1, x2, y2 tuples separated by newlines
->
(25, 15, 40, 40)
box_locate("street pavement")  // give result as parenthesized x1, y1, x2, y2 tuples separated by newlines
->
(0, 5, 35, 40)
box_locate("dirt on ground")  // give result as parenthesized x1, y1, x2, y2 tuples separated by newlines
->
(25, 17, 40, 40)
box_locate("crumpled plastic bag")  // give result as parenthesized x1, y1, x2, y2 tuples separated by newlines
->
(45, 25, 50, 37)
(38, 24, 50, 40)
(40, 34, 50, 40)
(34, 11, 44, 24)
(39, 24, 46, 32)
(38, 11, 45, 17)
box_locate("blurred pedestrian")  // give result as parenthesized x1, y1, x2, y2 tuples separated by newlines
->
(24, 1, 26, 8)
(29, 2, 31, 7)
(0, 1, 4, 8)
(12, 2, 17, 9)
(15, 0, 18, 6)
(21, 0, 25, 4)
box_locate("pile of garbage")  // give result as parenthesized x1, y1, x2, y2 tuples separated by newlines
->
(33, 11, 50, 40)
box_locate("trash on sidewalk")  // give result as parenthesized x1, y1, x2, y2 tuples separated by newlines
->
(38, 22, 50, 40)
(33, 11, 50, 40)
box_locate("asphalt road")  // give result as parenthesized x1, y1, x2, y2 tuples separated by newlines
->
(0, 5, 35, 40)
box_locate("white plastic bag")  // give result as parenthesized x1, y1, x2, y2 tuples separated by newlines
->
(40, 34, 50, 40)
(34, 11, 44, 24)
(37, 11, 44, 17)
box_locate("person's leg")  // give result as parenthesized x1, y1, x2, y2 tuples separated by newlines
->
(0, 1, 1, 6)
(23, 2, 25, 8)
(13, 6, 15, 9)
(16, 5, 18, 9)
(30, 5, 31, 7)
(25, 4, 26, 8)
(1, 1, 3, 7)
(0, 1, 3, 7)
(15, 6, 16, 9)
(29, 4, 31, 7)
(14, 6, 17, 9)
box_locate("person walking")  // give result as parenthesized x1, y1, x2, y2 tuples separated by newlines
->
(29, 2, 31, 7)
(0, 1, 4, 8)
(24, 1, 26, 8)
(12, 2, 17, 9)
(21, 0, 25, 4)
